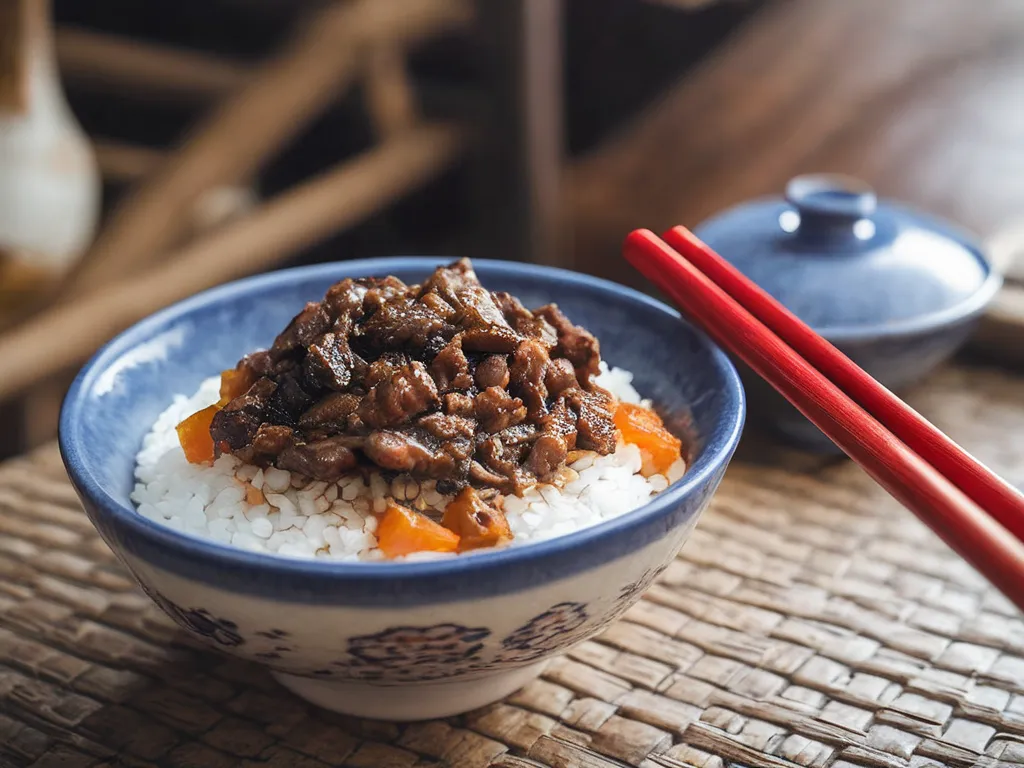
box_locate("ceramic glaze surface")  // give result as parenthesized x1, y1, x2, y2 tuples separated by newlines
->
(117, 519, 690, 680)
(693, 174, 1000, 335)
(59, 258, 744, 719)
(741, 322, 979, 452)
(115, 522, 692, 720)
(694, 175, 1000, 453)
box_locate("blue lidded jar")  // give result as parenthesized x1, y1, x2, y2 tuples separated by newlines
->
(693, 174, 1003, 453)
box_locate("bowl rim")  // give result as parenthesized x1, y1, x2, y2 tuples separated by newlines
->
(59, 257, 745, 598)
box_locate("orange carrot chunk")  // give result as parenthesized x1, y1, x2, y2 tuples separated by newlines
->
(245, 484, 265, 506)
(442, 487, 513, 552)
(219, 366, 255, 403)
(377, 503, 460, 558)
(176, 405, 220, 464)
(613, 401, 682, 476)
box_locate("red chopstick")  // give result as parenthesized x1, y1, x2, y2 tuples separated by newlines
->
(623, 228, 1024, 612)
(661, 224, 1024, 543)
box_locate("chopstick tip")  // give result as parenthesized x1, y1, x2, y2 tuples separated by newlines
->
(624, 228, 658, 245)
(623, 229, 663, 268)
(663, 224, 698, 244)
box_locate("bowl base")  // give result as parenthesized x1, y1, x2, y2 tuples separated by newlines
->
(272, 660, 548, 721)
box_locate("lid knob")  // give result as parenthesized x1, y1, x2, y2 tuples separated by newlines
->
(785, 174, 877, 235)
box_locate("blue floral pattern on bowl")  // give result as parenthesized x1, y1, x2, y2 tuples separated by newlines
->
(135, 559, 677, 682)
(498, 602, 589, 662)
(348, 624, 491, 669)
(144, 587, 244, 647)
(617, 562, 669, 604)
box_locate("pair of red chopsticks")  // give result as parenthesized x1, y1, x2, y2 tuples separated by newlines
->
(625, 227, 1024, 612)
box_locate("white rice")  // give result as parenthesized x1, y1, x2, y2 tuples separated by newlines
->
(130, 363, 686, 561)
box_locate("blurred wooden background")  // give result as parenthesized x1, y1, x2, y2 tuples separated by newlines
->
(2, 0, 1023, 459)
(0, 0, 761, 457)
(565, 0, 1024, 372)
(570, 0, 1024, 292)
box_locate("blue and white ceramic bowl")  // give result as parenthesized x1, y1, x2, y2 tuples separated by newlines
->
(59, 258, 745, 720)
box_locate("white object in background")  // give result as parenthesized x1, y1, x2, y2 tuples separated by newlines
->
(0, 0, 99, 279)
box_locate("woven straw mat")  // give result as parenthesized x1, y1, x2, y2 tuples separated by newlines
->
(1, 364, 1023, 768)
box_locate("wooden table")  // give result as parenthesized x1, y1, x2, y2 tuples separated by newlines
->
(2, 362, 1023, 767)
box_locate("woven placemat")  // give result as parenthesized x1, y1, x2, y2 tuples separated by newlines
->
(2, 365, 1023, 768)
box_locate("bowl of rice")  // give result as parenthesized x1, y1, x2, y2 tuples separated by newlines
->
(59, 257, 745, 720)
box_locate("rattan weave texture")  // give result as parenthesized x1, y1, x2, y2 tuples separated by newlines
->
(1, 365, 1023, 767)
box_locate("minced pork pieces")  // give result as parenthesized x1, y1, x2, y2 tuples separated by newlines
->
(211, 258, 617, 495)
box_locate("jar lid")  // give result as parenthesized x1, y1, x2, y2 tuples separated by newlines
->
(692, 174, 1000, 338)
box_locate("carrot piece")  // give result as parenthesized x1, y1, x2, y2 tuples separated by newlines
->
(614, 401, 682, 476)
(377, 503, 460, 558)
(442, 487, 513, 552)
(176, 405, 220, 464)
(245, 484, 265, 506)
(219, 366, 255, 403)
